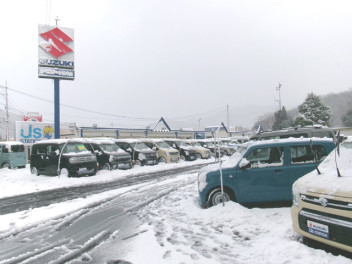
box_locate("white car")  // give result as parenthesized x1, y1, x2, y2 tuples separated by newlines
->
(291, 137, 352, 253)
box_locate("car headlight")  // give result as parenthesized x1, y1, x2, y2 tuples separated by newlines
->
(185, 151, 189, 155)
(292, 190, 299, 207)
(138, 153, 146, 160)
(166, 152, 171, 157)
(69, 157, 78, 164)
(198, 172, 208, 192)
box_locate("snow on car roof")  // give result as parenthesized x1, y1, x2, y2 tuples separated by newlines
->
(113, 138, 143, 143)
(86, 138, 116, 144)
(294, 137, 352, 197)
(0, 141, 24, 146)
(244, 137, 333, 147)
(141, 138, 166, 143)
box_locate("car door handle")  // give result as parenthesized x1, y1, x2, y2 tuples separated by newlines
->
(275, 169, 282, 173)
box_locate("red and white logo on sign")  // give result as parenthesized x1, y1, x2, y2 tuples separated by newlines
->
(40, 28, 73, 58)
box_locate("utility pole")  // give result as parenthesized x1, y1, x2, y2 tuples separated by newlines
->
(276, 83, 282, 111)
(5, 81, 9, 141)
(197, 118, 201, 130)
(55, 16, 60, 27)
(0, 82, 9, 141)
(226, 104, 230, 130)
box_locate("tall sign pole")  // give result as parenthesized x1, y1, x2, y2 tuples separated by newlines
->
(54, 79, 60, 138)
(38, 21, 75, 139)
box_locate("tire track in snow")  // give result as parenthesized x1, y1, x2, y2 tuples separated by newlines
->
(0, 170, 200, 263)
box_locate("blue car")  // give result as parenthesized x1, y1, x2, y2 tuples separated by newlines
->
(198, 138, 336, 207)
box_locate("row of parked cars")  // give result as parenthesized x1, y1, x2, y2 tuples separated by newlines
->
(198, 126, 352, 255)
(24, 137, 239, 177)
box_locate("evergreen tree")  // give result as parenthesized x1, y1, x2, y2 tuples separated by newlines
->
(294, 93, 331, 126)
(341, 109, 352, 126)
(272, 106, 291, 130)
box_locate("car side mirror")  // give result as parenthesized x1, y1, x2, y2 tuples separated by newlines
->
(239, 158, 251, 169)
(127, 148, 132, 152)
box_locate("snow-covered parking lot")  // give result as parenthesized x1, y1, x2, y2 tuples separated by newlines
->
(0, 159, 351, 264)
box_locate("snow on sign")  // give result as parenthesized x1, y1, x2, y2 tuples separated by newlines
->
(38, 24, 74, 80)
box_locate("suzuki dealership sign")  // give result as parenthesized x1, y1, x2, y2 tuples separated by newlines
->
(38, 25, 74, 80)
(16, 121, 55, 145)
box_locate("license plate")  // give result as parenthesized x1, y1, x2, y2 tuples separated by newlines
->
(171, 158, 178, 162)
(78, 167, 87, 173)
(147, 160, 155, 164)
(307, 220, 329, 239)
(118, 163, 127, 168)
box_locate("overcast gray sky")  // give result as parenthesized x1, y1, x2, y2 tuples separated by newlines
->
(1, 0, 352, 128)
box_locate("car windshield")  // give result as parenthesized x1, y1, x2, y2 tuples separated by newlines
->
(222, 146, 248, 168)
(192, 142, 202, 147)
(100, 143, 119, 152)
(176, 141, 189, 148)
(205, 142, 215, 148)
(62, 143, 89, 154)
(132, 142, 150, 151)
(10, 145, 24, 152)
(157, 142, 173, 149)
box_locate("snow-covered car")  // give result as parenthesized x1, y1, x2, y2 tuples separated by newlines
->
(114, 139, 158, 166)
(198, 138, 336, 208)
(141, 138, 180, 163)
(218, 140, 236, 156)
(164, 139, 197, 161)
(291, 137, 352, 253)
(83, 138, 132, 170)
(250, 126, 335, 141)
(0, 141, 26, 169)
(184, 140, 212, 159)
(30, 139, 98, 177)
(196, 139, 225, 158)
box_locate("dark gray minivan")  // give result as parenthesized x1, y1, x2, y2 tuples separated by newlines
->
(84, 138, 132, 170)
(30, 139, 98, 177)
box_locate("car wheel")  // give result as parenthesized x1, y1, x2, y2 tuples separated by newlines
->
(196, 154, 202, 159)
(135, 160, 142, 166)
(31, 167, 39, 176)
(180, 155, 185, 161)
(208, 188, 233, 207)
(60, 168, 70, 177)
(103, 163, 111, 170)
(159, 157, 166, 163)
(2, 162, 10, 169)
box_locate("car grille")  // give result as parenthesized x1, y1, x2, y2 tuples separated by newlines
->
(117, 155, 131, 162)
(300, 194, 352, 211)
(299, 209, 352, 247)
(75, 156, 95, 163)
(170, 152, 179, 156)
(146, 153, 157, 159)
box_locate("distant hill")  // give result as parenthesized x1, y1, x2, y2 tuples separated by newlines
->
(321, 89, 352, 127)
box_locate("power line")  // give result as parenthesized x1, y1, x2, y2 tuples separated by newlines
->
(7, 87, 158, 121)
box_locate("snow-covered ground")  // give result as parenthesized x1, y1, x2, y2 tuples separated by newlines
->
(0, 158, 212, 199)
(0, 158, 351, 264)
